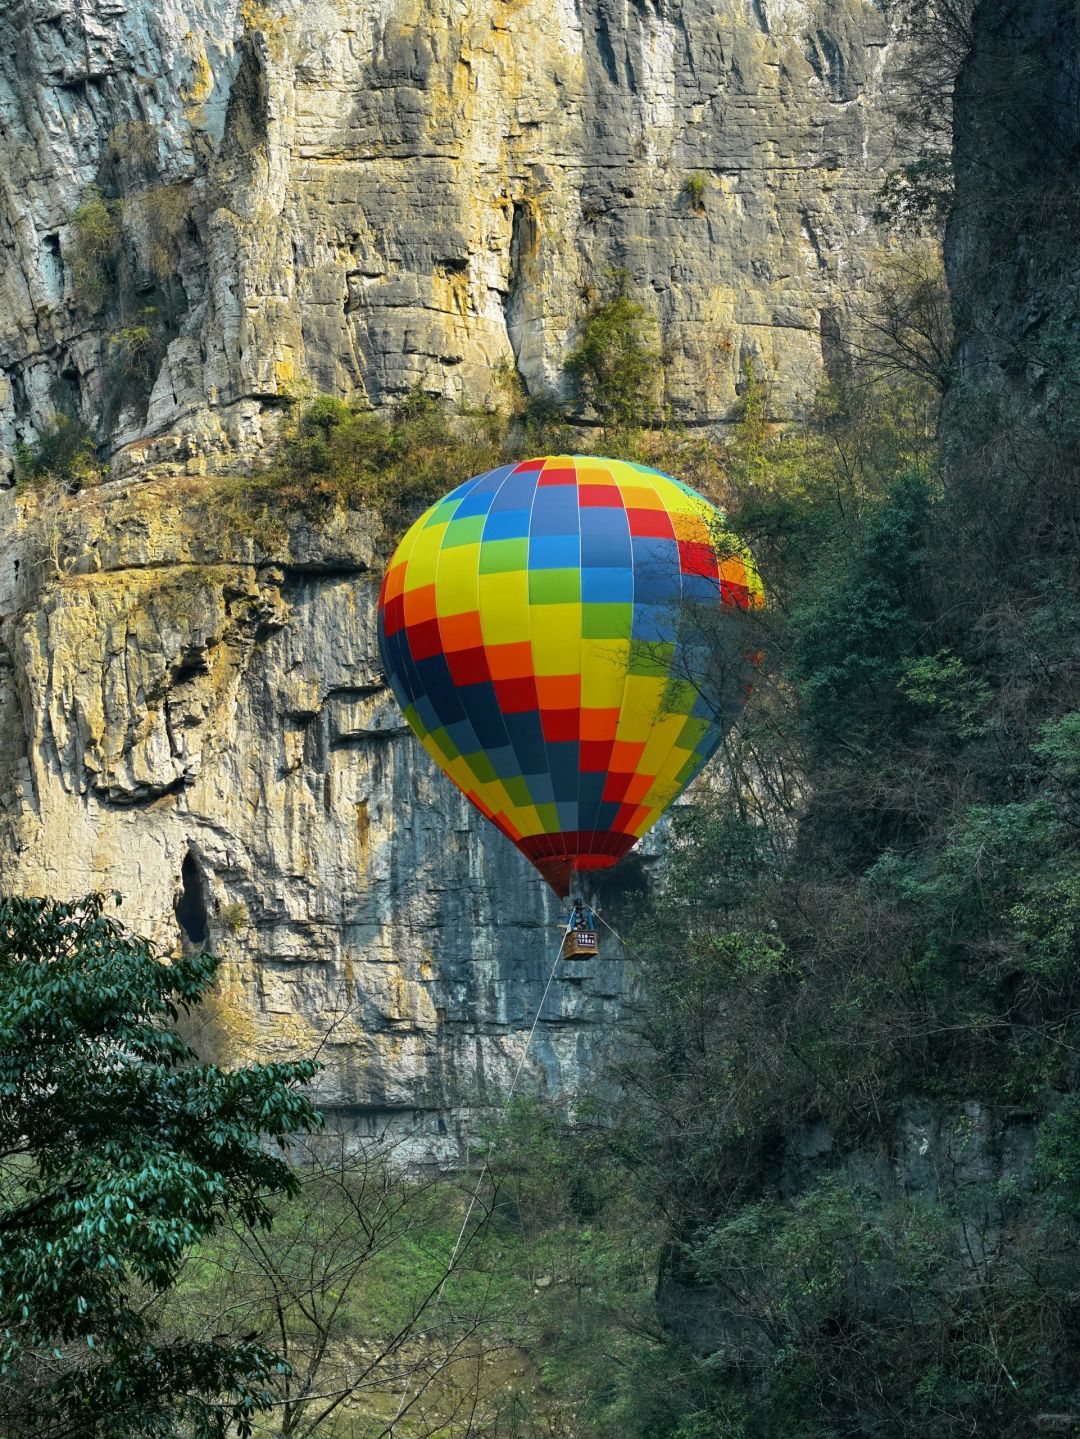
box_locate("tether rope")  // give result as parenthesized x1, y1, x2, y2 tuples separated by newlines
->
(593, 904, 629, 951)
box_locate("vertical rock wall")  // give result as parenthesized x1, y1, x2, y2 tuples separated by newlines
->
(0, 0, 909, 1142)
(1, 0, 900, 472)
(947, 0, 1080, 388)
(0, 479, 644, 1156)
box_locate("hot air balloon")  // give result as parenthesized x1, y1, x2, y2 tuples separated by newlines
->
(377, 455, 762, 897)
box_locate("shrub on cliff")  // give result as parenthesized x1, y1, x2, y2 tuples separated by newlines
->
(565, 283, 663, 428)
(67, 185, 123, 312)
(0, 893, 320, 1439)
(584, 371, 1080, 1432)
(14, 414, 104, 492)
(218, 389, 509, 541)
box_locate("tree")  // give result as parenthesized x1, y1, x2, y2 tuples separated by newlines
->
(874, 0, 975, 229)
(0, 893, 320, 1439)
(564, 282, 662, 428)
(174, 1134, 487, 1439)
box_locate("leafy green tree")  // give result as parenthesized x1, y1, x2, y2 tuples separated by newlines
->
(789, 468, 932, 761)
(564, 285, 662, 428)
(0, 894, 320, 1439)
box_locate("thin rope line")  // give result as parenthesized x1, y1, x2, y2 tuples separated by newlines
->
(594, 904, 629, 951)
(338, 898, 623, 1173)
(386, 912, 571, 1436)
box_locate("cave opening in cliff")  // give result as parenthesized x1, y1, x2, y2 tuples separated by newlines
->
(175, 852, 209, 947)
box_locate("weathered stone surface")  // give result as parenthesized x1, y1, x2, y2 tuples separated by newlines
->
(0, 0, 910, 1147)
(1, 0, 902, 471)
(947, 0, 1080, 391)
(0, 478, 642, 1158)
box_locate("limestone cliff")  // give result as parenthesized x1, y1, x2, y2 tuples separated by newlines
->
(1, 0, 899, 475)
(0, 0, 907, 1144)
(947, 0, 1080, 392)
(0, 478, 651, 1155)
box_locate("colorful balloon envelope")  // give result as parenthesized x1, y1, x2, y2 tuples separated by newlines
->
(377, 456, 763, 896)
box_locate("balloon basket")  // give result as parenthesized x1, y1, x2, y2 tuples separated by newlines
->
(560, 929, 599, 961)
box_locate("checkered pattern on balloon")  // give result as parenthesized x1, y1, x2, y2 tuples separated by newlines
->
(377, 456, 763, 896)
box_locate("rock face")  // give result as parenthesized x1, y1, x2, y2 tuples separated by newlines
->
(947, 0, 1080, 390)
(0, 0, 907, 1143)
(1, 0, 900, 473)
(0, 478, 645, 1156)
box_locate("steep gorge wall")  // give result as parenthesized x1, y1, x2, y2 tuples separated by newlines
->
(947, 0, 1080, 390)
(0, 0, 906, 1141)
(0, 480, 641, 1157)
(1, 0, 899, 475)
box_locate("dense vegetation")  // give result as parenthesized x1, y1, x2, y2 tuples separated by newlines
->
(146, 224, 1077, 1432)
(9, 4, 1080, 1434)
(0, 895, 319, 1438)
(563, 370, 1080, 1432)
(15, 246, 1080, 1439)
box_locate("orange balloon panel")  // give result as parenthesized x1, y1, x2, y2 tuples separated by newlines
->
(377, 456, 762, 894)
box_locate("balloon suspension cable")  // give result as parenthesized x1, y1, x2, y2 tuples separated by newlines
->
(386, 911, 573, 1437)
(592, 904, 629, 952)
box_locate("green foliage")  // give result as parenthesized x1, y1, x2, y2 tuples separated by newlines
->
(564, 285, 662, 427)
(219, 901, 249, 935)
(102, 306, 174, 425)
(789, 469, 932, 760)
(70, 156, 193, 302)
(556, 253, 1080, 1429)
(171, 1143, 480, 1436)
(64, 155, 195, 431)
(108, 306, 169, 385)
(478, 1101, 666, 1432)
(0, 893, 320, 1439)
(896, 650, 992, 741)
(649, 1177, 1057, 1438)
(160, 1103, 663, 1438)
(875, 155, 955, 229)
(683, 173, 707, 210)
(109, 319, 160, 377)
(1035, 1097, 1080, 1214)
(14, 414, 104, 492)
(212, 389, 509, 543)
(68, 185, 123, 310)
